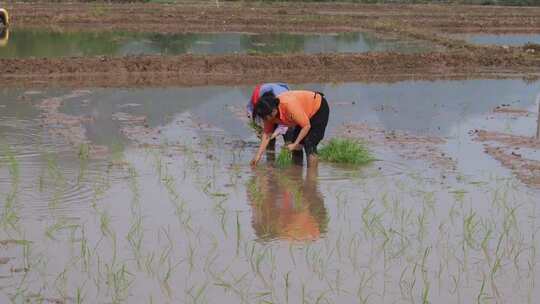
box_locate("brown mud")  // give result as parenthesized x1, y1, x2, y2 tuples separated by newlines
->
(473, 130, 540, 150)
(340, 123, 456, 171)
(492, 105, 533, 117)
(483, 145, 540, 188)
(5, 2, 540, 35)
(112, 111, 161, 145)
(36, 91, 109, 158)
(473, 129, 540, 188)
(1, 51, 539, 88)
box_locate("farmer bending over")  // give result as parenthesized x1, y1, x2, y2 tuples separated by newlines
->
(251, 90, 330, 167)
(247, 83, 290, 149)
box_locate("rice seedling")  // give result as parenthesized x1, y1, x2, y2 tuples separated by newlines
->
(100, 210, 113, 238)
(80, 228, 91, 273)
(186, 282, 209, 304)
(126, 164, 146, 268)
(246, 178, 265, 206)
(105, 262, 134, 304)
(248, 120, 263, 138)
(76, 285, 85, 304)
(236, 211, 242, 256)
(318, 138, 374, 165)
(45, 219, 79, 240)
(276, 148, 293, 168)
(77, 143, 90, 184)
(1, 144, 20, 230)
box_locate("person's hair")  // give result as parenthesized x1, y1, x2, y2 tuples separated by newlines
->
(253, 92, 279, 120)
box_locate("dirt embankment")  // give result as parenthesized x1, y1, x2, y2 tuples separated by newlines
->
(1, 50, 538, 88)
(5, 2, 540, 34)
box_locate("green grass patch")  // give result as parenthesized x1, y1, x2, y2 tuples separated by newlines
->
(275, 148, 293, 168)
(318, 138, 374, 165)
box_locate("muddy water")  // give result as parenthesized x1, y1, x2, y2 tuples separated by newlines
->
(0, 29, 435, 58)
(458, 33, 540, 46)
(0, 79, 539, 303)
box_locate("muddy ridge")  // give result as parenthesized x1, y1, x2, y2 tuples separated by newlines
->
(1, 51, 539, 88)
(473, 129, 540, 188)
(6, 2, 540, 34)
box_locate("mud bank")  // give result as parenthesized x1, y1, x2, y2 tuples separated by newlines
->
(1, 51, 539, 88)
(5, 2, 540, 34)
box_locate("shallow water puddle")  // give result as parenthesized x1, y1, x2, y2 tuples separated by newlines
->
(455, 33, 540, 46)
(0, 79, 539, 303)
(0, 29, 435, 58)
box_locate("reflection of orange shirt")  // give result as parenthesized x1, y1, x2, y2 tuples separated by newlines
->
(282, 211, 320, 241)
(263, 91, 322, 134)
(279, 187, 320, 241)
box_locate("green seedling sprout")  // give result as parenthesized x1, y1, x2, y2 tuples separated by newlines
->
(276, 148, 293, 168)
(318, 138, 374, 165)
(248, 120, 263, 138)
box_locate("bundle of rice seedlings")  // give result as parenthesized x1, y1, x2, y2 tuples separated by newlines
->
(318, 138, 374, 165)
(275, 148, 293, 168)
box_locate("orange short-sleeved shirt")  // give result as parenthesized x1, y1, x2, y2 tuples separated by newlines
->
(263, 91, 322, 134)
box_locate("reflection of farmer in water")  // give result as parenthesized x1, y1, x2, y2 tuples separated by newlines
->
(536, 93, 540, 140)
(247, 83, 290, 149)
(0, 27, 7, 47)
(247, 166, 328, 241)
(250, 90, 330, 167)
(0, 8, 9, 28)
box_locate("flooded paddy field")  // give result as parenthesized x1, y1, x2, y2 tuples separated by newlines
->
(455, 34, 540, 47)
(0, 29, 434, 59)
(1, 79, 539, 303)
(3, 3, 540, 88)
(1, 2, 540, 303)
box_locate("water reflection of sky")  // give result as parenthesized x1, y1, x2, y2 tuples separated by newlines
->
(1, 79, 540, 239)
(458, 34, 540, 46)
(1, 79, 536, 149)
(0, 30, 434, 58)
(23, 79, 537, 147)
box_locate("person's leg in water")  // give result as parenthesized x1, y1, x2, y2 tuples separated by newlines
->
(302, 96, 330, 168)
(283, 127, 304, 165)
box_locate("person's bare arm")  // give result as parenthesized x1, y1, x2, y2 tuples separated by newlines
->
(287, 124, 310, 151)
(251, 132, 272, 166)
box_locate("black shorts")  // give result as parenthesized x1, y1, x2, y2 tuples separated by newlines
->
(284, 95, 329, 155)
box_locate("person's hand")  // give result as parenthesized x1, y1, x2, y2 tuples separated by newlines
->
(287, 143, 301, 151)
(250, 155, 261, 167)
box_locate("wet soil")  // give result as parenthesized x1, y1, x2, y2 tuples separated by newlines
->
(5, 2, 540, 34)
(473, 129, 540, 187)
(1, 51, 539, 88)
(340, 123, 456, 172)
(493, 105, 533, 116)
(474, 130, 540, 150)
(37, 90, 109, 158)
